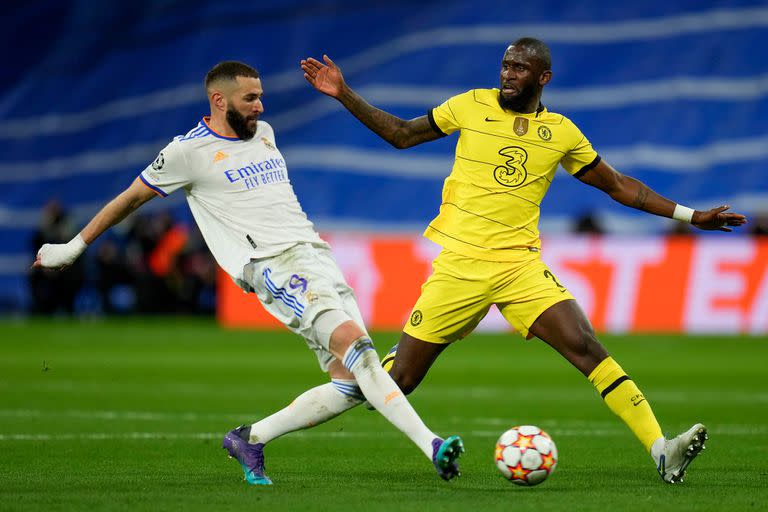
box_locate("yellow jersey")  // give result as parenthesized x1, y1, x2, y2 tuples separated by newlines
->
(425, 88, 599, 262)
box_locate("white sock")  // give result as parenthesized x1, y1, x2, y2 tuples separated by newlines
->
(249, 380, 362, 444)
(342, 336, 437, 459)
(650, 436, 666, 463)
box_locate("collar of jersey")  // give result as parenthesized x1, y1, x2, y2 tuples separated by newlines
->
(491, 90, 548, 117)
(498, 105, 548, 118)
(201, 117, 241, 141)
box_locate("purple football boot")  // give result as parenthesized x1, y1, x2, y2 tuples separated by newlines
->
(432, 435, 464, 480)
(222, 425, 272, 485)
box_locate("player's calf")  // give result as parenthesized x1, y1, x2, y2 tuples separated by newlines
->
(381, 343, 428, 396)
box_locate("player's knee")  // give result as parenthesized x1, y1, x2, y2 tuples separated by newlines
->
(341, 336, 379, 374)
(562, 326, 599, 356)
(574, 332, 597, 357)
(315, 309, 367, 359)
(562, 328, 608, 372)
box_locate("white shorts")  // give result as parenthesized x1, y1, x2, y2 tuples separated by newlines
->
(242, 243, 367, 371)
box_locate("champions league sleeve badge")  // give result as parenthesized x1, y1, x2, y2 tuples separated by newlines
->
(151, 152, 165, 170)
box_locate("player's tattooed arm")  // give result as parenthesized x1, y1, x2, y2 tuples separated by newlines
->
(337, 91, 440, 148)
(577, 159, 680, 217)
(301, 55, 442, 148)
(577, 159, 747, 230)
(631, 186, 649, 210)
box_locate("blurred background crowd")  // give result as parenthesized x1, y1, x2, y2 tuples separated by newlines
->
(28, 200, 216, 316)
(26, 199, 768, 317)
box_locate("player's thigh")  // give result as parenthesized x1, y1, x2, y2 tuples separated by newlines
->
(246, 244, 353, 371)
(316, 247, 369, 335)
(314, 247, 373, 355)
(495, 256, 576, 340)
(403, 250, 492, 344)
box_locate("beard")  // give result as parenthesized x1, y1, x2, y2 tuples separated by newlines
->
(226, 108, 257, 140)
(498, 82, 538, 113)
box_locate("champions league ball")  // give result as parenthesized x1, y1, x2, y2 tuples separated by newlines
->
(494, 425, 558, 486)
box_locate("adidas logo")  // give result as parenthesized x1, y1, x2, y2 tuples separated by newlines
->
(213, 151, 228, 162)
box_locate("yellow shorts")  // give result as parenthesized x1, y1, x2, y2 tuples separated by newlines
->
(403, 248, 575, 343)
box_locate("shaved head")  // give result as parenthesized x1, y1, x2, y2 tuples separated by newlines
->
(204, 61, 260, 95)
(507, 37, 551, 72)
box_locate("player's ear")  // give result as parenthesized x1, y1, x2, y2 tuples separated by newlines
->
(210, 90, 226, 113)
(539, 70, 552, 86)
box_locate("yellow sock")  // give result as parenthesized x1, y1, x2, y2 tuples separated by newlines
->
(589, 357, 663, 452)
(381, 346, 397, 372)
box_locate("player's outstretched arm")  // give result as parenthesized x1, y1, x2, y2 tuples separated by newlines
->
(32, 177, 157, 269)
(300, 55, 442, 149)
(577, 159, 748, 232)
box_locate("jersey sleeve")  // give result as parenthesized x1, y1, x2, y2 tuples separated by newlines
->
(428, 90, 472, 136)
(139, 139, 191, 197)
(559, 119, 600, 176)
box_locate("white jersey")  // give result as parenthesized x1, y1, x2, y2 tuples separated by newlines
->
(139, 117, 328, 282)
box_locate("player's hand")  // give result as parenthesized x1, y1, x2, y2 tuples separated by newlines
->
(32, 235, 87, 270)
(691, 205, 748, 232)
(300, 55, 345, 98)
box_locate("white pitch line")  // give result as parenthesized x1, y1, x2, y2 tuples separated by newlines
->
(0, 409, 252, 422)
(0, 431, 405, 442)
(2, 387, 767, 422)
(1, 424, 765, 442)
(0, 432, 219, 441)
(0, 430, 611, 442)
(417, 388, 768, 403)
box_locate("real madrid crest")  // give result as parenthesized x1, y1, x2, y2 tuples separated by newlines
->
(261, 137, 276, 150)
(513, 117, 529, 136)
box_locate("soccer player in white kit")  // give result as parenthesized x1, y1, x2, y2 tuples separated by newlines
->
(33, 61, 464, 485)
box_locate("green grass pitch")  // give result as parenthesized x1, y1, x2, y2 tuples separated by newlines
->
(1, 318, 766, 511)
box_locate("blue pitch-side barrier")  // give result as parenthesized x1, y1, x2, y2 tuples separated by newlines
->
(2, 0, 767, 311)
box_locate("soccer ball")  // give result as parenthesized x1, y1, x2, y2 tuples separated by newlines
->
(495, 425, 558, 486)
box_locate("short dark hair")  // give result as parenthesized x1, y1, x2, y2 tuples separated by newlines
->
(204, 61, 260, 91)
(510, 37, 551, 70)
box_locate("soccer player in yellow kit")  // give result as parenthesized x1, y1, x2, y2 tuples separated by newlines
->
(301, 37, 747, 483)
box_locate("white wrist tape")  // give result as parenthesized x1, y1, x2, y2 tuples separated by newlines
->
(70, 233, 88, 253)
(37, 233, 88, 268)
(672, 204, 695, 223)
